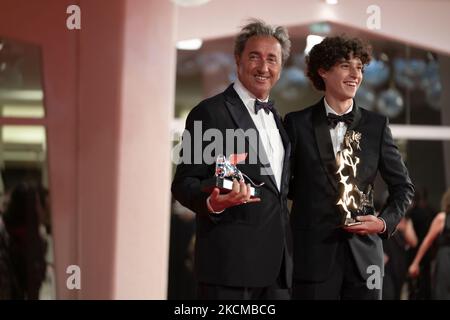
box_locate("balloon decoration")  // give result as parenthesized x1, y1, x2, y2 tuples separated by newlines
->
(377, 88, 404, 118)
(393, 58, 426, 90)
(174, 36, 444, 119)
(359, 54, 442, 117)
(355, 85, 376, 111)
(363, 59, 390, 87)
(420, 60, 442, 110)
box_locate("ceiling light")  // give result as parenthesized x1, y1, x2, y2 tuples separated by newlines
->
(171, 0, 211, 7)
(176, 38, 203, 50)
(304, 35, 324, 55)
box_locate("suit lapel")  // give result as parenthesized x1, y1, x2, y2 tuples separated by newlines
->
(348, 100, 362, 131)
(272, 107, 291, 195)
(346, 102, 364, 173)
(312, 100, 338, 192)
(223, 85, 279, 195)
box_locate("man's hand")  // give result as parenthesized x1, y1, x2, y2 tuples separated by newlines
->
(343, 215, 384, 235)
(408, 263, 420, 278)
(208, 179, 261, 213)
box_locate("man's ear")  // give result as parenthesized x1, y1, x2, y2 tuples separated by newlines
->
(235, 54, 241, 68)
(318, 68, 327, 79)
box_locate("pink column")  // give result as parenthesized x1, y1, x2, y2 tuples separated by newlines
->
(114, 0, 175, 298)
(1, 0, 174, 299)
(77, 0, 175, 298)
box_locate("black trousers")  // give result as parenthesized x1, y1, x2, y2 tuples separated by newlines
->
(197, 254, 290, 300)
(292, 241, 382, 300)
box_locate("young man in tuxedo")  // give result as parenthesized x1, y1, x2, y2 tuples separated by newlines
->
(284, 36, 415, 300)
(172, 19, 292, 299)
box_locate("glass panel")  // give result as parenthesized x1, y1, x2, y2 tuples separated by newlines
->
(0, 125, 54, 299)
(0, 37, 45, 118)
(174, 22, 447, 126)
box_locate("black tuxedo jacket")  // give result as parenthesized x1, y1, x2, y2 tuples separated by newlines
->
(284, 99, 414, 282)
(171, 85, 292, 288)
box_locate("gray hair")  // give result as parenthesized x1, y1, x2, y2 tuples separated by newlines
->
(234, 18, 291, 65)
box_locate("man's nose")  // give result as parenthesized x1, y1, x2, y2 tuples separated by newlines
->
(257, 60, 269, 72)
(349, 66, 359, 77)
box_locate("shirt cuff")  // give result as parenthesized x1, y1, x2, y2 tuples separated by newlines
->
(378, 217, 387, 234)
(206, 196, 224, 214)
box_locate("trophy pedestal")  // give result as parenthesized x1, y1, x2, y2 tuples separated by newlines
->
(342, 216, 362, 227)
(201, 177, 261, 197)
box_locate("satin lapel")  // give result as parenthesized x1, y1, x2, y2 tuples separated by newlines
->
(312, 101, 338, 192)
(272, 107, 291, 195)
(346, 102, 364, 169)
(223, 85, 279, 195)
(347, 100, 362, 131)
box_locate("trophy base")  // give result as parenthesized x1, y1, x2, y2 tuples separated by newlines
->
(201, 177, 261, 197)
(340, 217, 362, 227)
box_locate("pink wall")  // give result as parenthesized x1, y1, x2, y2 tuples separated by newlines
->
(113, 0, 175, 298)
(0, 0, 79, 299)
(1, 0, 174, 299)
(77, 0, 124, 299)
(177, 0, 450, 55)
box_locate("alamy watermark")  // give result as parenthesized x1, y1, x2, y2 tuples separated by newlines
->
(366, 264, 382, 290)
(366, 5, 381, 30)
(66, 264, 81, 290)
(171, 121, 278, 175)
(66, 5, 81, 30)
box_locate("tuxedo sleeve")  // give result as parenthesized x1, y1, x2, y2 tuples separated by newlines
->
(283, 113, 297, 201)
(378, 118, 415, 239)
(171, 103, 218, 220)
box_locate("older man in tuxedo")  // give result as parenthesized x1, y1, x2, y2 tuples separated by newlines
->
(172, 19, 292, 300)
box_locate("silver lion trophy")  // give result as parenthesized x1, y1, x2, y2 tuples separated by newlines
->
(201, 154, 264, 197)
(336, 130, 374, 226)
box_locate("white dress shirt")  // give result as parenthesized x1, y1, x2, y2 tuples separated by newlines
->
(207, 80, 285, 213)
(324, 98, 353, 157)
(233, 79, 285, 191)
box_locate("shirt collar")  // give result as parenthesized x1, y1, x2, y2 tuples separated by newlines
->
(233, 78, 269, 114)
(324, 98, 353, 116)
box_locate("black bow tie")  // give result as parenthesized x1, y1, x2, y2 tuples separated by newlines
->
(254, 100, 274, 115)
(327, 112, 354, 128)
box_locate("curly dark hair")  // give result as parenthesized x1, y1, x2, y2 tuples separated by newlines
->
(306, 35, 372, 91)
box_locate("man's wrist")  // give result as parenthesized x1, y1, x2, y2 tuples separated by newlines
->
(378, 217, 387, 234)
(206, 196, 224, 214)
